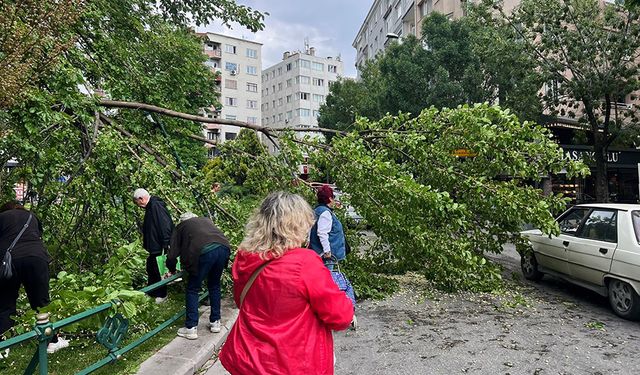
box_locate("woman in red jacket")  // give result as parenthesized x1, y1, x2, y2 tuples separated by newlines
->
(220, 191, 354, 375)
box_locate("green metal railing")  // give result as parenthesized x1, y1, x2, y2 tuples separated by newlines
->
(0, 271, 203, 375)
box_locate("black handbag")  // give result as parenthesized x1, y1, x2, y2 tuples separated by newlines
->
(0, 213, 32, 280)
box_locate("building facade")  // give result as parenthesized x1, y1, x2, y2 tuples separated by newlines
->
(197, 32, 262, 157)
(353, 0, 520, 74)
(261, 46, 343, 144)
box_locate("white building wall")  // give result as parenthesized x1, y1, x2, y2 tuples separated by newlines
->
(261, 49, 343, 131)
(198, 32, 262, 155)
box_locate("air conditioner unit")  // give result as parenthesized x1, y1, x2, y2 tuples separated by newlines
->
(230, 70, 237, 76)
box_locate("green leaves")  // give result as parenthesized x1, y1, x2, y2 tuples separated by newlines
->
(313, 104, 585, 292)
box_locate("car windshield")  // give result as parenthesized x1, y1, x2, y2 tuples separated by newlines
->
(632, 211, 640, 244)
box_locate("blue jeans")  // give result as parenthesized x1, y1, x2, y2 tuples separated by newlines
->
(185, 245, 230, 328)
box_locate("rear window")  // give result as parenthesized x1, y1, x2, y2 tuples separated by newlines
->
(632, 211, 640, 244)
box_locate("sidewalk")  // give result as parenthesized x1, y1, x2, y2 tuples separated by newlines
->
(136, 298, 237, 375)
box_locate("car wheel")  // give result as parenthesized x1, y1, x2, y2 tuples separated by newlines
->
(608, 279, 640, 321)
(520, 252, 543, 281)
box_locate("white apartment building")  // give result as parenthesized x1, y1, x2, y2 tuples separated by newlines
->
(261, 46, 343, 150)
(197, 32, 262, 157)
(353, 0, 520, 75)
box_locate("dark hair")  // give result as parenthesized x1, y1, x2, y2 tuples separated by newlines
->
(0, 201, 25, 212)
(316, 185, 334, 205)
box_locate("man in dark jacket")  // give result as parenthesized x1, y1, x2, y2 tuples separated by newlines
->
(167, 212, 230, 340)
(133, 188, 174, 303)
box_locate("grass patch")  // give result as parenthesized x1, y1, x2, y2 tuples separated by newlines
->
(0, 286, 188, 375)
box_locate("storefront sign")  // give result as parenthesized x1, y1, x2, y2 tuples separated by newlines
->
(564, 149, 621, 163)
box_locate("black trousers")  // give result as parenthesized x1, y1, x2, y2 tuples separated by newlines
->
(145, 254, 167, 298)
(0, 256, 50, 335)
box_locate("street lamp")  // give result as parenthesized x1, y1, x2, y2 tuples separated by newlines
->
(386, 32, 400, 41)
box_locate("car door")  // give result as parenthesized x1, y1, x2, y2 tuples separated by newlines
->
(566, 209, 618, 286)
(534, 207, 590, 275)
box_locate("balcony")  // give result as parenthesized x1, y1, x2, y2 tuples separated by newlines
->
(205, 49, 222, 59)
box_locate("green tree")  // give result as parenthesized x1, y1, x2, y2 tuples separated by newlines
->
(484, 0, 640, 202)
(318, 12, 539, 131)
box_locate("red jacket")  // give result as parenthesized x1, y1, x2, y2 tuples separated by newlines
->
(219, 248, 354, 375)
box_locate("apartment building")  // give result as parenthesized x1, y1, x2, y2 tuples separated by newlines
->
(261, 46, 343, 147)
(197, 32, 262, 157)
(353, 0, 520, 74)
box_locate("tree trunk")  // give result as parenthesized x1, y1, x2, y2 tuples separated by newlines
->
(593, 136, 609, 202)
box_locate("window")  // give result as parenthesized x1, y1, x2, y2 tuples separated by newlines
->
(207, 147, 218, 158)
(278, 113, 283, 122)
(272, 115, 276, 123)
(286, 95, 292, 103)
(312, 94, 325, 102)
(205, 59, 218, 68)
(247, 100, 258, 109)
(278, 98, 283, 106)
(286, 63, 292, 71)
(313, 110, 320, 118)
(246, 48, 257, 58)
(246, 65, 257, 75)
(312, 78, 324, 86)
(264, 117, 269, 125)
(225, 44, 237, 54)
(286, 79, 292, 88)
(225, 62, 238, 71)
(247, 82, 258, 92)
(286, 111, 293, 120)
(328, 65, 337, 73)
(225, 115, 237, 120)
(206, 130, 219, 141)
(299, 59, 311, 69)
(225, 97, 237, 106)
(311, 62, 324, 71)
(278, 83, 283, 91)
(278, 67, 283, 76)
(420, 0, 433, 18)
(578, 210, 617, 243)
(262, 74, 268, 82)
(298, 108, 311, 117)
(247, 116, 257, 125)
(272, 85, 276, 92)
(225, 79, 237, 89)
(297, 92, 310, 100)
(328, 80, 336, 88)
(225, 132, 237, 140)
(557, 208, 590, 235)
(271, 71, 276, 78)
(264, 102, 269, 110)
(296, 76, 310, 84)
(272, 100, 276, 107)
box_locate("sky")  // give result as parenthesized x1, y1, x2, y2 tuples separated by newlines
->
(197, 1, 373, 78)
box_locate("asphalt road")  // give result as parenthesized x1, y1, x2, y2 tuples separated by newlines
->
(334, 245, 640, 375)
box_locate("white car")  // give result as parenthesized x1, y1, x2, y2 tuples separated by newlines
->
(521, 204, 640, 320)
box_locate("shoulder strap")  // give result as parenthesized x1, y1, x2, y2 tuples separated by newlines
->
(239, 259, 274, 308)
(7, 214, 33, 253)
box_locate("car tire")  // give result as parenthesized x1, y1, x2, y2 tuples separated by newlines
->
(608, 279, 640, 321)
(520, 252, 543, 281)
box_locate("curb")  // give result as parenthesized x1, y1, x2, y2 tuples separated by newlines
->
(136, 299, 237, 375)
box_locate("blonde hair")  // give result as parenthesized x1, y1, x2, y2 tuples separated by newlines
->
(239, 191, 315, 259)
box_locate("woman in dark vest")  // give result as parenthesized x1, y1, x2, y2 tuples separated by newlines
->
(309, 185, 346, 265)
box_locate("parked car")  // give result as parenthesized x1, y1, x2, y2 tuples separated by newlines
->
(521, 203, 640, 320)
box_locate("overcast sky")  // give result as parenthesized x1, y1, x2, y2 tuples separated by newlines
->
(197, 1, 372, 78)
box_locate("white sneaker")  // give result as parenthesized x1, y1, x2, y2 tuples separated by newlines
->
(208, 320, 221, 333)
(350, 315, 358, 331)
(0, 348, 9, 359)
(155, 296, 168, 304)
(47, 338, 70, 354)
(177, 327, 198, 340)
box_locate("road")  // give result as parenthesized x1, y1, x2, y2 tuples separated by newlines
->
(334, 245, 640, 375)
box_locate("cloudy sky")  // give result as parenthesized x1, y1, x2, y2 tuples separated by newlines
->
(197, 1, 373, 78)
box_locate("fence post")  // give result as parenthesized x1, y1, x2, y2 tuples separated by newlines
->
(35, 312, 53, 375)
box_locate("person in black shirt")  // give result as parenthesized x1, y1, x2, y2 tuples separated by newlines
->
(0, 201, 69, 354)
(133, 188, 174, 303)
